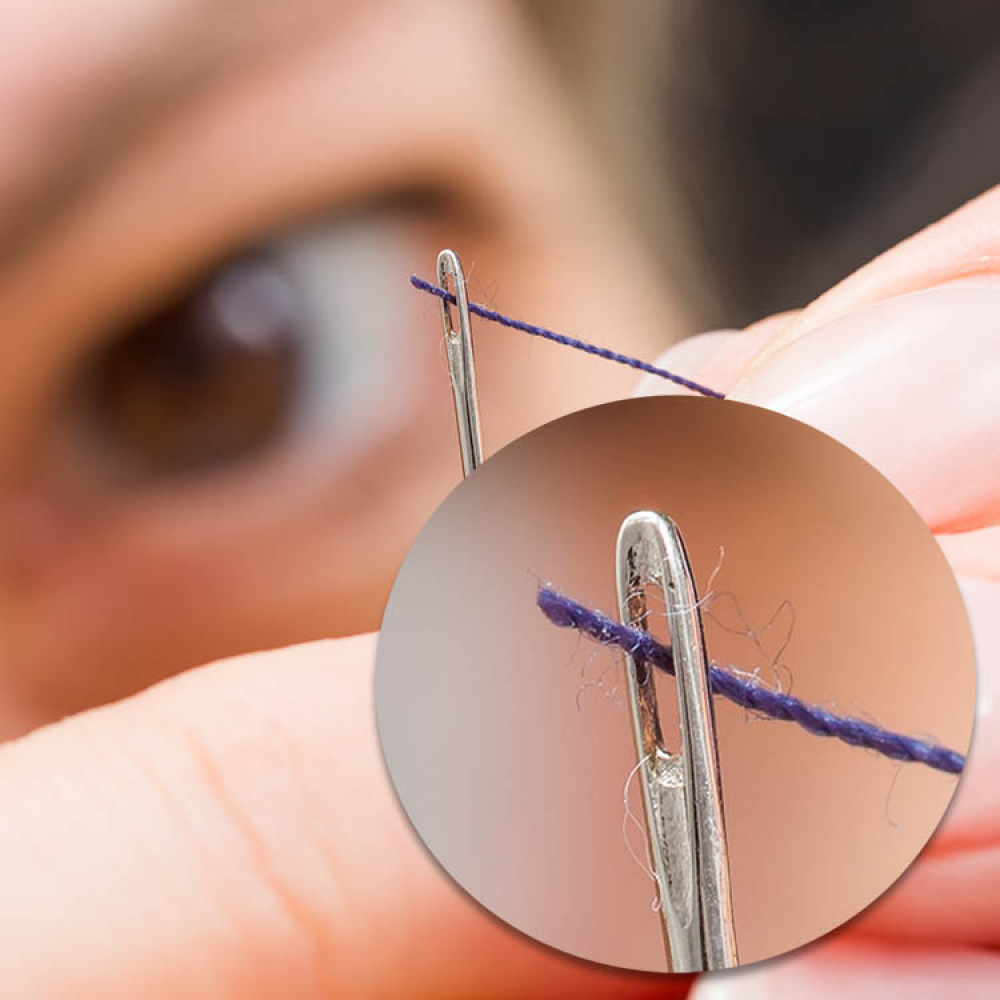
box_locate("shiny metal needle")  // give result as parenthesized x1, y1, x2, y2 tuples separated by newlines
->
(436, 249, 483, 478)
(615, 510, 738, 972)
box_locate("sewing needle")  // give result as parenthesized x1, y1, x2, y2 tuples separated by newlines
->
(615, 510, 738, 972)
(436, 249, 483, 478)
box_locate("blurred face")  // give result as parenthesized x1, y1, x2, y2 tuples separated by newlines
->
(0, 0, 682, 733)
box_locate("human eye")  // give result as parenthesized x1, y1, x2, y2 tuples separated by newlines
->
(40, 213, 419, 493)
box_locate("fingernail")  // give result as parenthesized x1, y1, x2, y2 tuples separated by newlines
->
(634, 327, 774, 398)
(728, 284, 1000, 532)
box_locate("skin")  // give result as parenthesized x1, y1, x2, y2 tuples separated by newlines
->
(0, 1, 994, 995)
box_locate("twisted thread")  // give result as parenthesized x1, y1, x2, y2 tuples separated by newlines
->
(538, 588, 965, 775)
(410, 275, 724, 399)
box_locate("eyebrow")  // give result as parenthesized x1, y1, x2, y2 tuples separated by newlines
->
(0, 1, 342, 262)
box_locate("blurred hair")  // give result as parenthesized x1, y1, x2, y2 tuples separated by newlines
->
(530, 0, 1000, 326)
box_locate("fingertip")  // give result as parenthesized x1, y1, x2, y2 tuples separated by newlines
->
(691, 938, 1000, 1000)
(635, 323, 787, 399)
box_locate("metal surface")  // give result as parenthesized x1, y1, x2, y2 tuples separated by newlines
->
(615, 510, 738, 972)
(436, 249, 483, 478)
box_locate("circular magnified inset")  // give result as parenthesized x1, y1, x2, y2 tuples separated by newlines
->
(376, 397, 975, 972)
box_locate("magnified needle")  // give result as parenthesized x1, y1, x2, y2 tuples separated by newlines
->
(616, 509, 738, 972)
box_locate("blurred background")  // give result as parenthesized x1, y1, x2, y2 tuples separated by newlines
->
(0, 0, 996, 748)
(536, 0, 1000, 325)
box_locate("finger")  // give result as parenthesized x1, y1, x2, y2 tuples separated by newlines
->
(638, 317, 1000, 946)
(633, 192, 1000, 968)
(690, 938, 1000, 1000)
(644, 183, 1000, 403)
(0, 636, 685, 998)
(723, 286, 1000, 945)
(634, 319, 790, 398)
(728, 284, 1000, 532)
(767, 183, 1000, 351)
(638, 286, 1000, 533)
(939, 526, 1000, 581)
(634, 328, 744, 396)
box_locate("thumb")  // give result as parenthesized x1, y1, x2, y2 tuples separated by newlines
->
(0, 635, 674, 998)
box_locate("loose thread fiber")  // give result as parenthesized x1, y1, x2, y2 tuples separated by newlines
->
(410, 276, 725, 399)
(538, 587, 965, 775)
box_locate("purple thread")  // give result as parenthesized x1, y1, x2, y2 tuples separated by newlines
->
(410, 275, 725, 399)
(538, 588, 965, 775)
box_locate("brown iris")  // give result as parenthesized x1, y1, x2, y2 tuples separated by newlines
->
(77, 256, 305, 482)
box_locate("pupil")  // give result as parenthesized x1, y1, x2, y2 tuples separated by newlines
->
(79, 256, 304, 481)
